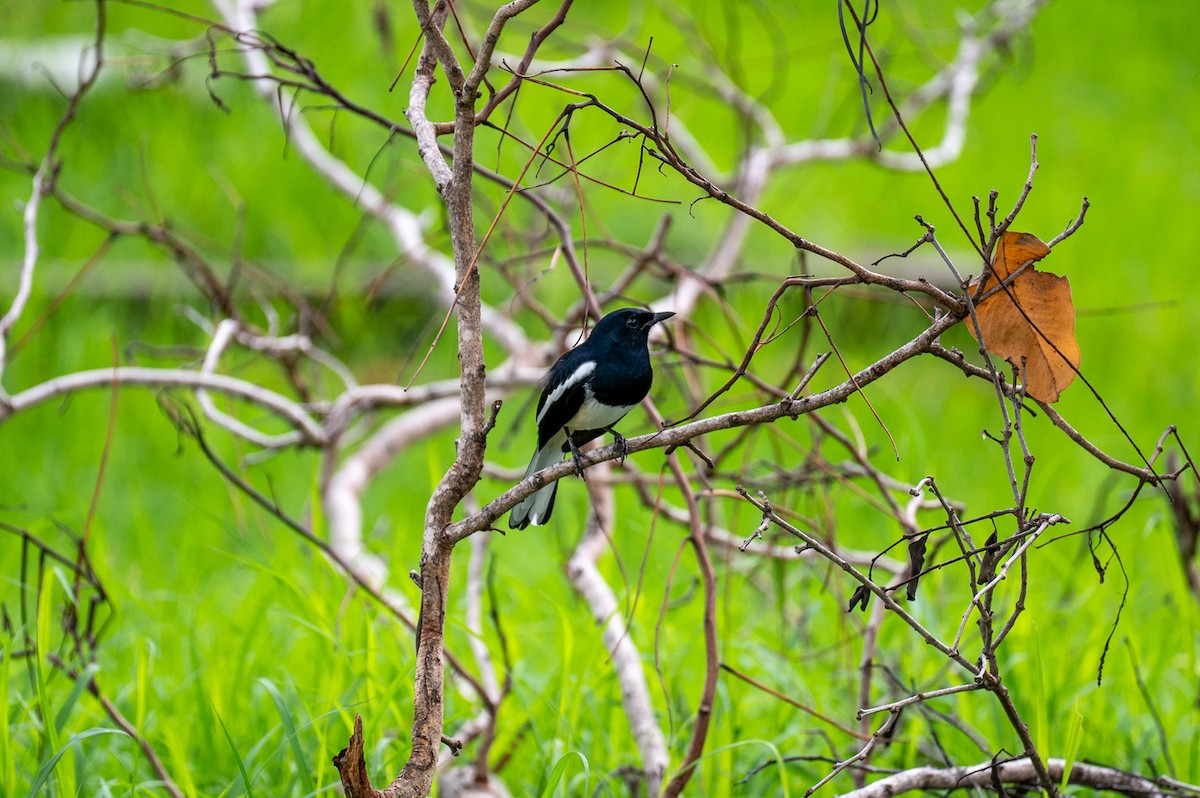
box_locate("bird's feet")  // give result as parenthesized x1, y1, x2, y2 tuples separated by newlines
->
(566, 436, 594, 478)
(608, 428, 630, 465)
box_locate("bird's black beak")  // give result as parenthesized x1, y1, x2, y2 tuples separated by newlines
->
(647, 311, 675, 328)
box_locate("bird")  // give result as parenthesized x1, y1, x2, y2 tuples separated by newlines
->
(509, 307, 675, 529)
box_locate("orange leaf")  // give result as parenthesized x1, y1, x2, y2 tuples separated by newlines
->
(967, 231, 1080, 403)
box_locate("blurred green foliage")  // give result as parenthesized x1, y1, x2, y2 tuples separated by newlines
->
(1, 0, 1198, 795)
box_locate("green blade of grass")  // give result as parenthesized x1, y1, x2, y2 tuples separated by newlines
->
(1032, 622, 1048, 761)
(1060, 699, 1085, 792)
(539, 750, 589, 798)
(54, 662, 101, 736)
(163, 726, 200, 798)
(34, 572, 63, 792)
(0, 641, 15, 795)
(258, 678, 316, 796)
(135, 641, 150, 732)
(25, 727, 127, 798)
(214, 704, 255, 798)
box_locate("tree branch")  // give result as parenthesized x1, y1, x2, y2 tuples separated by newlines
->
(840, 757, 1181, 798)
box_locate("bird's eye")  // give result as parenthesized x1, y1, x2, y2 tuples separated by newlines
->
(626, 316, 639, 328)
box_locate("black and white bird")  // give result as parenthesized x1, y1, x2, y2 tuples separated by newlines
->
(509, 307, 674, 529)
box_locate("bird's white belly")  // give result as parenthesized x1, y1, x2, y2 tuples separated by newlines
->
(571, 387, 634, 431)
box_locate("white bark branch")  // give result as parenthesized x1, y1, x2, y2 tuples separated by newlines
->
(197, 319, 306, 448)
(215, 0, 528, 354)
(0, 366, 324, 442)
(465, 530, 502, 705)
(841, 757, 1174, 798)
(3, 18, 105, 398)
(0, 164, 49, 401)
(405, 1, 455, 194)
(323, 397, 462, 590)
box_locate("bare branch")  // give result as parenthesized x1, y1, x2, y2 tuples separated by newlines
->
(0, 0, 106, 400)
(858, 682, 982, 719)
(406, 1, 456, 192)
(950, 514, 1066, 657)
(1, 366, 325, 442)
(840, 757, 1177, 798)
(805, 711, 900, 797)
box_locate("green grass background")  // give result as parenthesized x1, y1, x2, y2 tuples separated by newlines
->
(1, 1, 1198, 795)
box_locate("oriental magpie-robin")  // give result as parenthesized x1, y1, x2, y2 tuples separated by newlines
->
(509, 307, 674, 529)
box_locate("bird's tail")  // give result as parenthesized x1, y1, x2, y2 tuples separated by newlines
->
(509, 441, 563, 529)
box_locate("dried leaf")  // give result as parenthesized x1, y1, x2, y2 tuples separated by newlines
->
(978, 530, 999, 583)
(905, 535, 928, 600)
(968, 231, 1080, 402)
(846, 584, 870, 613)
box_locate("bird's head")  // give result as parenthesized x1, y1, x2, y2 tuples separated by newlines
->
(591, 307, 675, 340)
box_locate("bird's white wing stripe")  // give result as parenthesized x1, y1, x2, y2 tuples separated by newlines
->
(536, 360, 595, 426)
